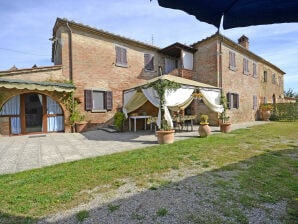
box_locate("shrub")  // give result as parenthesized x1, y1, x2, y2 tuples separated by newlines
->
(271, 103, 297, 121)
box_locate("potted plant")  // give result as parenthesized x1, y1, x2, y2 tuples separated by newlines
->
(198, 114, 211, 137)
(259, 103, 273, 121)
(143, 76, 181, 144)
(69, 103, 87, 133)
(65, 93, 87, 133)
(219, 94, 232, 133)
(114, 111, 126, 132)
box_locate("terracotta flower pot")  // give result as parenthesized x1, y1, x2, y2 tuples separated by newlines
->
(261, 110, 271, 121)
(220, 122, 232, 133)
(75, 121, 88, 133)
(156, 130, 175, 144)
(198, 123, 211, 137)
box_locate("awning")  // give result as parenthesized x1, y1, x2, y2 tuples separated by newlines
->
(124, 74, 219, 93)
(123, 75, 223, 128)
(0, 78, 75, 92)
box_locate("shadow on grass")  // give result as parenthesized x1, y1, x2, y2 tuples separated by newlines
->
(0, 212, 37, 224)
(31, 147, 297, 224)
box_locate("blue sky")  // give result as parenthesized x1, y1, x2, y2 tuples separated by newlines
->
(0, 0, 297, 92)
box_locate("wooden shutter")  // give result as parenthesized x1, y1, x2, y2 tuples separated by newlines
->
(229, 51, 236, 70)
(115, 46, 127, 66)
(105, 91, 113, 111)
(229, 52, 232, 68)
(121, 48, 127, 65)
(264, 71, 267, 82)
(115, 46, 121, 65)
(253, 63, 257, 77)
(236, 94, 240, 109)
(84, 90, 93, 111)
(227, 92, 232, 109)
(243, 58, 249, 75)
(253, 95, 257, 110)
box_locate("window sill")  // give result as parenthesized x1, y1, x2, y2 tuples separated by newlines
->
(229, 66, 236, 71)
(115, 63, 128, 68)
(91, 109, 107, 113)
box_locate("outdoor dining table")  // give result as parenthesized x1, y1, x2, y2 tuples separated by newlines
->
(128, 115, 151, 132)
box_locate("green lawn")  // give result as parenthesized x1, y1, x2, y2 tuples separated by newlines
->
(0, 122, 297, 223)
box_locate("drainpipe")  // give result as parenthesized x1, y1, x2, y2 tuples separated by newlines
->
(218, 34, 223, 89)
(66, 21, 75, 132)
(66, 21, 73, 82)
(218, 34, 224, 126)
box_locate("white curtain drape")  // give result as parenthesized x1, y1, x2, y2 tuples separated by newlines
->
(47, 116, 64, 132)
(0, 95, 21, 134)
(0, 95, 20, 115)
(142, 87, 194, 128)
(200, 89, 224, 113)
(47, 96, 64, 132)
(123, 90, 148, 118)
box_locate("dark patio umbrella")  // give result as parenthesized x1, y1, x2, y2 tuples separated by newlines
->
(157, 0, 298, 29)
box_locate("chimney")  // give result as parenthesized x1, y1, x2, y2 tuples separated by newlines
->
(238, 35, 249, 49)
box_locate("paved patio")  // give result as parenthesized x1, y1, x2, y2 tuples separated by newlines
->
(0, 121, 269, 175)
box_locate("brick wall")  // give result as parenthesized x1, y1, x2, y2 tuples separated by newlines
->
(193, 40, 219, 86)
(0, 66, 64, 82)
(220, 42, 260, 123)
(56, 27, 161, 128)
(259, 63, 284, 103)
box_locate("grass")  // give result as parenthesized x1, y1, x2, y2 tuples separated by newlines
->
(156, 207, 168, 217)
(0, 122, 297, 223)
(75, 210, 89, 222)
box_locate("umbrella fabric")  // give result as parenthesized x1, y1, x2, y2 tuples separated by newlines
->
(157, 0, 298, 29)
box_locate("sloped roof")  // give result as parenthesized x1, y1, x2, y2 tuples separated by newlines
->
(53, 18, 160, 51)
(159, 42, 197, 57)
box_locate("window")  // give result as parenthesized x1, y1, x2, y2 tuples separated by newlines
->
(278, 76, 281, 86)
(252, 62, 257, 77)
(229, 51, 236, 70)
(227, 92, 239, 109)
(85, 90, 113, 112)
(243, 58, 249, 75)
(272, 73, 276, 84)
(115, 46, 127, 67)
(253, 95, 258, 110)
(144, 53, 154, 71)
(263, 71, 267, 82)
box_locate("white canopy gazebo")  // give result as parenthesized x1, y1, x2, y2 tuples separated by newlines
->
(123, 75, 223, 128)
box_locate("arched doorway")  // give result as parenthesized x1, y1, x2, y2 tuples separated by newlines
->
(0, 93, 64, 135)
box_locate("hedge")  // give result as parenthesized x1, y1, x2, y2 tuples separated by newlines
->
(270, 103, 298, 121)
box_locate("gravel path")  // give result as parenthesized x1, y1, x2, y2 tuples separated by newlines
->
(38, 165, 288, 224)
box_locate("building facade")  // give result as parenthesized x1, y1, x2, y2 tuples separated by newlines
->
(192, 33, 285, 124)
(0, 18, 286, 135)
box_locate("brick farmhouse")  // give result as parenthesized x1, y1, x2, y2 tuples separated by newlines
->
(0, 18, 286, 135)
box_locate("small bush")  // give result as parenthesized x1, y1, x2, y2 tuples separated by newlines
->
(156, 207, 168, 216)
(76, 210, 89, 222)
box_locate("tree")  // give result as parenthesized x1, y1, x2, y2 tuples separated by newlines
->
(143, 78, 180, 130)
(284, 88, 298, 101)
